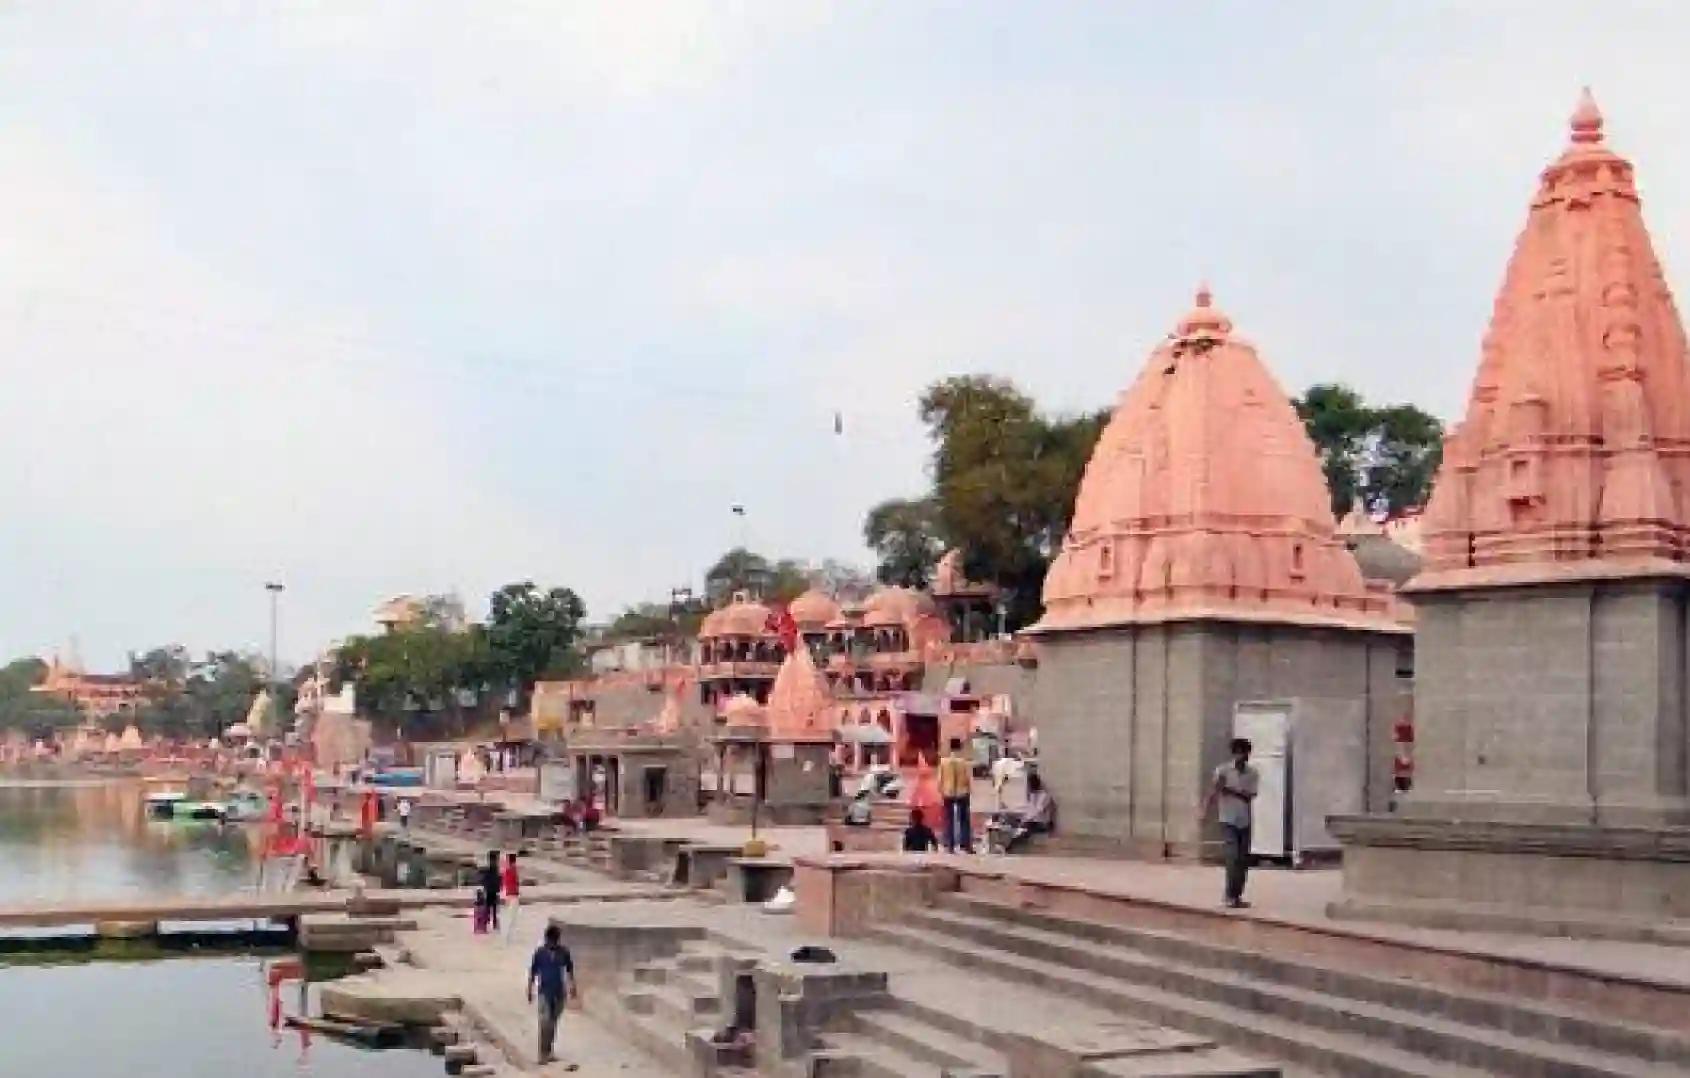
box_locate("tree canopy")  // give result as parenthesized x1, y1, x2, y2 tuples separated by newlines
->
(863, 497, 945, 587)
(334, 624, 491, 731)
(132, 650, 275, 740)
(702, 548, 825, 605)
(1291, 384, 1443, 517)
(0, 657, 76, 734)
(486, 581, 588, 701)
(865, 375, 1106, 629)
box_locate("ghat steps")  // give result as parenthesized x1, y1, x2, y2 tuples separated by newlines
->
(866, 894, 1690, 1077)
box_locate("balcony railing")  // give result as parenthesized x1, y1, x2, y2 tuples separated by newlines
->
(699, 661, 781, 680)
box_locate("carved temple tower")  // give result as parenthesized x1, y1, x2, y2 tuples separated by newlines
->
(1332, 93, 1690, 936)
(1030, 288, 1410, 859)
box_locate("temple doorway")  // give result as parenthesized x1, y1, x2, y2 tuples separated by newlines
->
(902, 713, 939, 766)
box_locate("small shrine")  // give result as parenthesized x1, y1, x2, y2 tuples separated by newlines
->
(564, 681, 700, 819)
(697, 592, 784, 707)
(707, 647, 836, 825)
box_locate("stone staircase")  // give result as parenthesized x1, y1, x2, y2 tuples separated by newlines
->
(612, 938, 760, 1075)
(866, 894, 1690, 1078)
(807, 963, 1270, 1077)
(559, 832, 615, 874)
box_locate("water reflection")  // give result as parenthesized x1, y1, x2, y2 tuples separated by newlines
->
(0, 780, 262, 905)
(0, 956, 427, 1078)
(0, 781, 429, 1076)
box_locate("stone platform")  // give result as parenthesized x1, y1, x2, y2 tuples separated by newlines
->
(1329, 814, 1690, 945)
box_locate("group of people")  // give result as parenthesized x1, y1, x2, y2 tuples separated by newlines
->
(499, 737, 1261, 1069)
(907, 733, 1263, 909)
(899, 738, 1057, 855)
(473, 849, 523, 938)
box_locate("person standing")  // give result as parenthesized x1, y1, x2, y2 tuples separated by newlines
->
(1200, 738, 1260, 909)
(501, 851, 522, 944)
(938, 738, 973, 854)
(397, 798, 412, 830)
(479, 850, 503, 932)
(526, 923, 578, 1065)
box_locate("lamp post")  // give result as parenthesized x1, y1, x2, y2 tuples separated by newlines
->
(265, 582, 284, 737)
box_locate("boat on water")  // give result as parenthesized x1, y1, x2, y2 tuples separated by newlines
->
(222, 788, 270, 821)
(144, 791, 227, 821)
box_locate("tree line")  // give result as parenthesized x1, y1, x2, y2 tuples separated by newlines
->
(1, 580, 592, 742)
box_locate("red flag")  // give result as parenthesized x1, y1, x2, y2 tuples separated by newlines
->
(768, 604, 799, 654)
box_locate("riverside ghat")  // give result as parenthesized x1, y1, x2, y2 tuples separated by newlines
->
(8, 91, 1690, 1077)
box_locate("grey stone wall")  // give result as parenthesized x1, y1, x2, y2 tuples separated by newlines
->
(1034, 620, 1409, 859)
(1407, 579, 1690, 827)
(584, 680, 712, 730)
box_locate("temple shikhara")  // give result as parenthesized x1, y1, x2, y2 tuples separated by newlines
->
(1332, 91, 1690, 934)
(1418, 89, 1690, 580)
(1030, 286, 1411, 859)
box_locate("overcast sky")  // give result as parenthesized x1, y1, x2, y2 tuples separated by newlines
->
(2, 2, 1688, 669)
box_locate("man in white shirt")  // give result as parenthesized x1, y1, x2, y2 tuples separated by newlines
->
(1200, 738, 1259, 909)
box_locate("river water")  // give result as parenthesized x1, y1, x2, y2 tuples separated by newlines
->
(0, 780, 431, 1077)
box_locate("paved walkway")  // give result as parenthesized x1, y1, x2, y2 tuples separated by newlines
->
(401, 903, 671, 1076)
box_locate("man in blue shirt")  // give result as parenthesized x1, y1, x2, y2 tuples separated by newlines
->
(525, 923, 578, 1063)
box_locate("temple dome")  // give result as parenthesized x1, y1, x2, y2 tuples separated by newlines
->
(721, 693, 765, 724)
(700, 595, 774, 639)
(1033, 287, 1399, 633)
(764, 646, 833, 741)
(787, 588, 841, 631)
(860, 585, 937, 630)
(1419, 91, 1690, 585)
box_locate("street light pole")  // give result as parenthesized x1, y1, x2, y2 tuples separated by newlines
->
(265, 582, 285, 737)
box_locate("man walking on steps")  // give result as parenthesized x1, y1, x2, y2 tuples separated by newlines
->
(1200, 737, 1259, 909)
(526, 923, 579, 1065)
(938, 737, 973, 854)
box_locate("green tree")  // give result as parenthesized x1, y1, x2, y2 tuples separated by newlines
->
(129, 645, 190, 688)
(132, 650, 271, 740)
(333, 625, 492, 734)
(486, 582, 587, 705)
(863, 497, 945, 587)
(1292, 384, 1443, 516)
(1365, 404, 1444, 515)
(910, 375, 1108, 628)
(769, 558, 811, 604)
(606, 597, 707, 642)
(0, 658, 77, 735)
(704, 547, 773, 603)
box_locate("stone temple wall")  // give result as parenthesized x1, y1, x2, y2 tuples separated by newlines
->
(1033, 620, 1409, 859)
(1407, 579, 1689, 827)
(586, 680, 712, 731)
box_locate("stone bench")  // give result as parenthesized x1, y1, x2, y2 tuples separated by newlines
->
(825, 820, 903, 853)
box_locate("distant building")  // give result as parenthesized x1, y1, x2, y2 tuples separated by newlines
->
(372, 593, 467, 633)
(32, 656, 146, 718)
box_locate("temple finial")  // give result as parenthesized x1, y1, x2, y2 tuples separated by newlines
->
(1570, 86, 1603, 145)
(1195, 281, 1213, 308)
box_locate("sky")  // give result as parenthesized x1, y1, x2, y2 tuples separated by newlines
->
(2, 2, 1689, 670)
